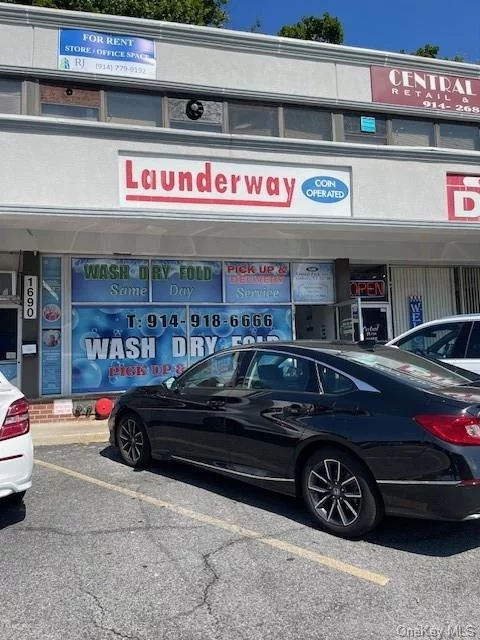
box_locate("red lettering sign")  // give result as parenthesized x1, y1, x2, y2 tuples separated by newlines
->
(371, 66, 480, 113)
(447, 174, 480, 222)
(350, 280, 385, 298)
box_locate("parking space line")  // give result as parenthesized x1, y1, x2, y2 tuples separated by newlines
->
(34, 458, 389, 586)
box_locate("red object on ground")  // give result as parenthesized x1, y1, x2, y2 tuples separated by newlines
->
(95, 397, 114, 420)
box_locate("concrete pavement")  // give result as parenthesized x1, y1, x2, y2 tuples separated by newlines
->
(31, 419, 110, 446)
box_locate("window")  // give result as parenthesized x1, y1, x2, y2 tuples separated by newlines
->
(228, 102, 278, 136)
(318, 365, 356, 394)
(106, 91, 162, 127)
(243, 352, 318, 392)
(0, 78, 21, 114)
(466, 322, 480, 359)
(168, 97, 223, 132)
(283, 106, 332, 140)
(40, 84, 100, 121)
(392, 118, 435, 147)
(179, 352, 241, 389)
(343, 113, 387, 145)
(395, 322, 471, 360)
(439, 122, 480, 151)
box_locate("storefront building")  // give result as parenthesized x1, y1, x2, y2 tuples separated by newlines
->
(0, 4, 480, 416)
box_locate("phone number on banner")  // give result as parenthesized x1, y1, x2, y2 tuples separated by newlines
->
(126, 311, 274, 329)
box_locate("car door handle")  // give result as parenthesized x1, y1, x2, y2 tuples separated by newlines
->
(284, 403, 305, 417)
(207, 399, 226, 410)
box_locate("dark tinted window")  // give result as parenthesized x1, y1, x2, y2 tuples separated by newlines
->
(229, 102, 278, 136)
(284, 106, 332, 140)
(318, 365, 356, 394)
(395, 322, 470, 359)
(107, 91, 163, 126)
(244, 352, 318, 392)
(343, 113, 387, 145)
(180, 351, 241, 389)
(466, 322, 480, 358)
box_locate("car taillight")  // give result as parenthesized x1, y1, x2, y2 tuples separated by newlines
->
(0, 398, 30, 441)
(415, 414, 480, 445)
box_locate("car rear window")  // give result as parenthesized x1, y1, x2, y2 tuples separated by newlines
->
(337, 348, 471, 389)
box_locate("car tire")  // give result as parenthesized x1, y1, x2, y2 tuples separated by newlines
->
(117, 412, 152, 469)
(302, 447, 383, 538)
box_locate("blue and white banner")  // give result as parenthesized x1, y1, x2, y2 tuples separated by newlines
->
(224, 262, 291, 304)
(72, 258, 149, 303)
(291, 263, 334, 303)
(59, 29, 156, 79)
(72, 306, 187, 393)
(188, 305, 293, 363)
(408, 295, 423, 328)
(41, 256, 63, 396)
(152, 260, 222, 303)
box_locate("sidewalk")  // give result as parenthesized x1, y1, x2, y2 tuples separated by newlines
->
(31, 419, 110, 446)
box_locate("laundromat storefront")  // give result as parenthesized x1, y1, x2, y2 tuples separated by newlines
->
(40, 256, 335, 397)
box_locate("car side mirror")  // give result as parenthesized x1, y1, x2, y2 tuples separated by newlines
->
(162, 376, 178, 391)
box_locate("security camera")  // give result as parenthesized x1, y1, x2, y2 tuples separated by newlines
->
(185, 99, 204, 120)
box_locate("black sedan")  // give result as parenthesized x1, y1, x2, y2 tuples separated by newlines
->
(108, 341, 480, 538)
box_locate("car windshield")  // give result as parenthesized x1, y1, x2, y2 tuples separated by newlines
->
(335, 347, 472, 389)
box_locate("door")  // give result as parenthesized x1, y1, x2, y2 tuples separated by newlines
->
(0, 306, 21, 387)
(360, 304, 392, 342)
(148, 349, 247, 466)
(223, 350, 323, 478)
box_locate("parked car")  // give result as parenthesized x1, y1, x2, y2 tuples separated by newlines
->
(0, 372, 33, 504)
(109, 341, 480, 538)
(386, 314, 480, 374)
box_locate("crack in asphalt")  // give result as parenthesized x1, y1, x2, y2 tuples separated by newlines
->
(21, 523, 204, 536)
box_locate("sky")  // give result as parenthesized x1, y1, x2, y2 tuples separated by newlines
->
(227, 0, 480, 63)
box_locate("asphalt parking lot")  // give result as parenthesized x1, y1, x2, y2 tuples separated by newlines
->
(1, 442, 480, 640)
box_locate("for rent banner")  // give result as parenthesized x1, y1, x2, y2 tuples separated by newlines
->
(188, 305, 293, 363)
(71, 306, 187, 393)
(224, 262, 291, 303)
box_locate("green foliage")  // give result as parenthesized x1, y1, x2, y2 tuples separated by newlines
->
(400, 43, 465, 62)
(3, 0, 229, 27)
(278, 12, 344, 45)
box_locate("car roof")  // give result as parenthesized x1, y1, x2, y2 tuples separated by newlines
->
(387, 314, 480, 344)
(229, 340, 380, 355)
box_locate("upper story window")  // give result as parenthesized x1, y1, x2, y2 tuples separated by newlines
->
(40, 84, 100, 121)
(0, 78, 21, 114)
(106, 90, 162, 127)
(228, 102, 279, 136)
(168, 97, 223, 132)
(438, 122, 480, 151)
(392, 118, 435, 147)
(343, 113, 387, 145)
(283, 106, 332, 141)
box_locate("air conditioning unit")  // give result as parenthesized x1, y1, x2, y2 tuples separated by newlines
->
(0, 271, 17, 297)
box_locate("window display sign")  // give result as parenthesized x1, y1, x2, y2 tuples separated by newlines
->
(224, 262, 291, 304)
(151, 260, 222, 302)
(189, 305, 293, 363)
(72, 258, 149, 303)
(291, 263, 334, 303)
(59, 29, 156, 79)
(371, 66, 480, 113)
(41, 257, 62, 395)
(71, 306, 188, 393)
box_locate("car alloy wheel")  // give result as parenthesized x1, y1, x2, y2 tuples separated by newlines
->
(302, 448, 382, 538)
(117, 413, 151, 468)
(307, 458, 362, 527)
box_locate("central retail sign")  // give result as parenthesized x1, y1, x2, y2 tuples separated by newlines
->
(119, 155, 352, 217)
(371, 65, 480, 113)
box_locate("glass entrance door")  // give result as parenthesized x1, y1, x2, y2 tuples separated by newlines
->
(334, 300, 392, 342)
(0, 306, 20, 386)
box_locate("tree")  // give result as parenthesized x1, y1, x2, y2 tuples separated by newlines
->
(3, 0, 229, 27)
(278, 13, 344, 45)
(400, 43, 465, 62)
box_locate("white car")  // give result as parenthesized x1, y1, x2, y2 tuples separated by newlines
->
(0, 372, 33, 504)
(386, 314, 480, 375)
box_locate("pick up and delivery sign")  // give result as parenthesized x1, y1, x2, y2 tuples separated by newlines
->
(119, 155, 352, 217)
